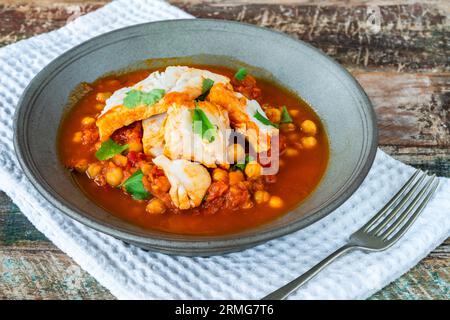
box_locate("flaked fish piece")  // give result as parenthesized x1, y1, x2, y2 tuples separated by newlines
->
(163, 100, 230, 168)
(207, 83, 278, 152)
(96, 66, 230, 141)
(142, 113, 167, 156)
(153, 155, 211, 210)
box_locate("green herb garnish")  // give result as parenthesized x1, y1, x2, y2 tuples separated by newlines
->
(123, 90, 142, 108)
(122, 169, 151, 200)
(192, 104, 216, 143)
(142, 89, 165, 105)
(196, 78, 214, 101)
(123, 88, 165, 109)
(95, 139, 129, 161)
(234, 68, 248, 81)
(280, 106, 293, 123)
(232, 155, 253, 171)
(254, 110, 279, 128)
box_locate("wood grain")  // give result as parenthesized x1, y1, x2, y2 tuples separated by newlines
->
(1, 1, 448, 72)
(0, 249, 114, 299)
(0, 0, 448, 300)
(355, 72, 449, 147)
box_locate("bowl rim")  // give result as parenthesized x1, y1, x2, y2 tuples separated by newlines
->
(13, 19, 378, 253)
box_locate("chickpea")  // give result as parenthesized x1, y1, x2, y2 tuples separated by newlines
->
(269, 195, 284, 208)
(301, 136, 318, 149)
(72, 131, 82, 143)
(112, 154, 128, 167)
(289, 109, 300, 117)
(285, 147, 299, 157)
(229, 170, 244, 185)
(254, 190, 270, 204)
(146, 198, 166, 215)
(128, 141, 143, 152)
(280, 123, 296, 132)
(245, 161, 262, 179)
(81, 116, 95, 126)
(87, 163, 102, 179)
(300, 120, 317, 136)
(106, 167, 123, 187)
(212, 168, 229, 183)
(95, 103, 105, 111)
(96, 92, 112, 103)
(74, 159, 88, 173)
(265, 108, 281, 123)
(227, 144, 245, 163)
(140, 163, 153, 175)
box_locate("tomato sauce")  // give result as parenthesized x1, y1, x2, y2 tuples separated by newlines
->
(58, 65, 329, 235)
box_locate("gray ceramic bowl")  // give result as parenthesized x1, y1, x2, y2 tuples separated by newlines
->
(14, 19, 377, 256)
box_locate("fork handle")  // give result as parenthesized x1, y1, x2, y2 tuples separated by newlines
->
(262, 244, 356, 300)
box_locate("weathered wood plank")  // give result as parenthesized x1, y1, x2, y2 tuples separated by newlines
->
(0, 1, 104, 46)
(370, 255, 449, 300)
(0, 211, 49, 245)
(0, 1, 448, 72)
(381, 146, 450, 177)
(172, 1, 449, 72)
(354, 72, 449, 147)
(0, 248, 115, 299)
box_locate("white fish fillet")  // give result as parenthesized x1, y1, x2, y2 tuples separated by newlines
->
(95, 66, 230, 141)
(153, 155, 211, 210)
(142, 113, 167, 156)
(208, 84, 278, 152)
(163, 101, 230, 168)
(100, 66, 230, 116)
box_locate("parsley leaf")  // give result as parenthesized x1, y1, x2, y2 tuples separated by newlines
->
(234, 68, 248, 81)
(122, 169, 151, 200)
(123, 88, 165, 109)
(192, 104, 216, 143)
(280, 106, 293, 123)
(95, 139, 129, 161)
(196, 78, 214, 101)
(254, 110, 279, 128)
(123, 89, 142, 108)
(142, 89, 165, 105)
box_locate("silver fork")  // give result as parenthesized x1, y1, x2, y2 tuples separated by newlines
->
(262, 169, 439, 300)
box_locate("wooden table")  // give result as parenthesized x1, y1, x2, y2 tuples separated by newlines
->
(0, 0, 448, 299)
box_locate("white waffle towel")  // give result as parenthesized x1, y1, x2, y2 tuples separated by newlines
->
(0, 0, 448, 299)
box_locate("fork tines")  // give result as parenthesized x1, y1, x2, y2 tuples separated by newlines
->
(362, 169, 439, 243)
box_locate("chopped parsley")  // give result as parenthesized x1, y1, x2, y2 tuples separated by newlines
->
(122, 169, 151, 200)
(234, 68, 248, 81)
(123, 88, 165, 109)
(254, 110, 279, 128)
(280, 106, 293, 123)
(192, 104, 216, 143)
(196, 78, 214, 101)
(95, 139, 128, 161)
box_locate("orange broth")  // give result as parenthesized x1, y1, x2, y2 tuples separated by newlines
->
(58, 65, 329, 235)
